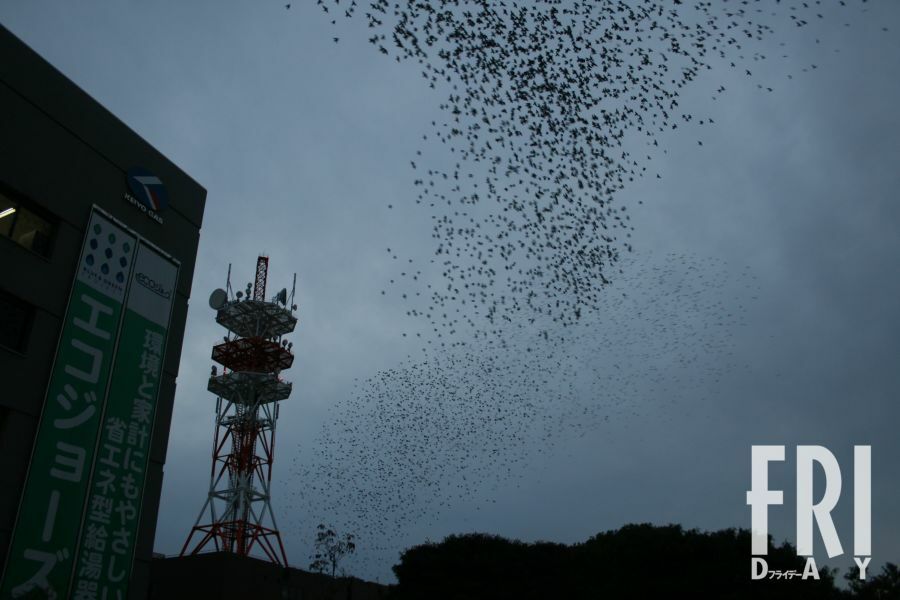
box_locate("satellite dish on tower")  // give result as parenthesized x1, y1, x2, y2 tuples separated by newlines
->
(209, 288, 228, 310)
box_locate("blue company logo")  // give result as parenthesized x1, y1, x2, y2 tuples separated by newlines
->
(126, 167, 168, 212)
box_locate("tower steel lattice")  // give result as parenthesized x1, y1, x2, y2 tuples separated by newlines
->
(181, 256, 297, 566)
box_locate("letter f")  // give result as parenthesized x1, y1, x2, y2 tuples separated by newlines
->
(747, 445, 785, 555)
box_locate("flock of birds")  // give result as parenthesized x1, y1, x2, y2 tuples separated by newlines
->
(299, 0, 884, 335)
(272, 0, 887, 580)
(288, 254, 760, 577)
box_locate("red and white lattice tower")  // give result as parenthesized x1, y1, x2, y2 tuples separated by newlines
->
(181, 256, 297, 565)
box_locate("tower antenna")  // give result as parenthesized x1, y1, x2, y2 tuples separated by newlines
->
(182, 255, 298, 566)
(289, 273, 297, 312)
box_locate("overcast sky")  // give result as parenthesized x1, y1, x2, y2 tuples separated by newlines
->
(2, 0, 898, 584)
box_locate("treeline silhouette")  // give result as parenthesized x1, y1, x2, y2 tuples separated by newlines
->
(388, 524, 899, 599)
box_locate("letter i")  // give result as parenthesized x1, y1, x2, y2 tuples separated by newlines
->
(854, 446, 871, 557)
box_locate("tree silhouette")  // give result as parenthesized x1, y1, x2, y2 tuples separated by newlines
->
(309, 524, 356, 578)
(846, 562, 900, 600)
(389, 524, 856, 600)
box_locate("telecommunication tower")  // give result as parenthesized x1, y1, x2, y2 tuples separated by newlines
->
(181, 256, 298, 565)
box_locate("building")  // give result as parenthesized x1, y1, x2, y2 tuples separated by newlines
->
(149, 553, 389, 600)
(0, 24, 205, 599)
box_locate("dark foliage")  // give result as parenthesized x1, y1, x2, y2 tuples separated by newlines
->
(388, 523, 885, 600)
(846, 562, 900, 600)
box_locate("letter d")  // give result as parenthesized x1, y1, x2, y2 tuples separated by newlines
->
(752, 557, 768, 580)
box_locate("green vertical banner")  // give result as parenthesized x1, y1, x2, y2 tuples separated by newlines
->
(1, 210, 137, 599)
(71, 241, 178, 600)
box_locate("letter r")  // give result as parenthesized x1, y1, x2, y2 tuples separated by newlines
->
(797, 445, 843, 558)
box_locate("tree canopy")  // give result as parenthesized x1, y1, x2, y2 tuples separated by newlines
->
(389, 523, 896, 599)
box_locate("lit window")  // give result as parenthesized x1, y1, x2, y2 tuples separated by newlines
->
(0, 193, 14, 237)
(0, 289, 34, 353)
(0, 189, 55, 257)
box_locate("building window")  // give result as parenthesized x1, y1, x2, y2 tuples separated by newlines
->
(0, 188, 55, 257)
(0, 289, 34, 353)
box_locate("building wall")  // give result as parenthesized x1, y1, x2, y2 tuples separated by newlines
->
(0, 24, 205, 599)
(149, 554, 391, 600)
